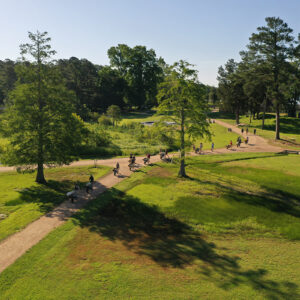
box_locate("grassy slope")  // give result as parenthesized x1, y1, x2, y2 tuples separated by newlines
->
(211, 112, 300, 149)
(0, 165, 110, 242)
(1, 153, 299, 299)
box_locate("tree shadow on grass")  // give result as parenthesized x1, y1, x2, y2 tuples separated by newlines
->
(73, 188, 299, 299)
(7, 180, 85, 213)
(186, 153, 282, 167)
(188, 175, 300, 219)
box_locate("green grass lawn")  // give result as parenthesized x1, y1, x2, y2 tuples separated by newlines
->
(210, 112, 300, 149)
(1, 153, 299, 299)
(0, 165, 111, 242)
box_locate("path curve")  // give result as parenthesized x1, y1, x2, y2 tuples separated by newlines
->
(213, 119, 283, 153)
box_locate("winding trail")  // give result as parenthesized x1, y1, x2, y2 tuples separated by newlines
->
(213, 119, 282, 153)
(0, 120, 283, 274)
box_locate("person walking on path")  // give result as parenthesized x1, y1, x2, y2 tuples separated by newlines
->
(199, 142, 203, 154)
(113, 162, 120, 176)
(89, 174, 94, 185)
(254, 128, 256, 135)
(241, 128, 244, 134)
(246, 128, 249, 134)
(211, 142, 214, 152)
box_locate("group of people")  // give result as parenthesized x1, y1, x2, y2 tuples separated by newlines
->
(67, 174, 95, 203)
(241, 127, 256, 135)
(128, 154, 136, 171)
(143, 153, 151, 165)
(193, 142, 215, 154)
(227, 136, 249, 149)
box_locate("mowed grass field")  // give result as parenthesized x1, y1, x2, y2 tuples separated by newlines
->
(211, 112, 300, 149)
(0, 165, 110, 242)
(1, 153, 299, 299)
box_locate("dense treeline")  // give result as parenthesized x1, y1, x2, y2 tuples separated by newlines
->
(0, 45, 213, 119)
(217, 17, 300, 139)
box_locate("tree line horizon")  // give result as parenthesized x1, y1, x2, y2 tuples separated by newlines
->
(0, 43, 215, 118)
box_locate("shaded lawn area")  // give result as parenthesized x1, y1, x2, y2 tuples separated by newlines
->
(0, 165, 111, 242)
(210, 112, 300, 148)
(0, 153, 299, 299)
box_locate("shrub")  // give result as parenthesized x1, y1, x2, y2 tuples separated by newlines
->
(88, 111, 101, 122)
(98, 115, 113, 126)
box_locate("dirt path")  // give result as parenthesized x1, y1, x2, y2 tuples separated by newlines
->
(212, 119, 283, 153)
(0, 121, 282, 174)
(0, 155, 161, 273)
(0, 121, 283, 273)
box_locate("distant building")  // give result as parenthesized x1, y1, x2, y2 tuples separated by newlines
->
(140, 121, 177, 126)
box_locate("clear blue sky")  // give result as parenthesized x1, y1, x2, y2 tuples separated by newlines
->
(1, 0, 300, 85)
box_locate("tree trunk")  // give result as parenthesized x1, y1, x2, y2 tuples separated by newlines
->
(235, 107, 240, 125)
(262, 98, 267, 130)
(178, 108, 186, 177)
(249, 113, 252, 124)
(35, 41, 46, 184)
(36, 161, 46, 184)
(275, 104, 280, 140)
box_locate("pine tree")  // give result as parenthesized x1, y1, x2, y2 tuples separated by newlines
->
(1, 31, 85, 183)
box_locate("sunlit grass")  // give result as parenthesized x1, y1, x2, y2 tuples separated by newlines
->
(0, 165, 111, 241)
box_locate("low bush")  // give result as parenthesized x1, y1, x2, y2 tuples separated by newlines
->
(98, 114, 113, 126)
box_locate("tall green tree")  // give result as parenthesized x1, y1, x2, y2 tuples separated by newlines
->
(108, 44, 163, 108)
(106, 104, 122, 126)
(157, 61, 210, 177)
(57, 57, 99, 118)
(208, 86, 219, 106)
(97, 66, 127, 110)
(1, 31, 85, 183)
(247, 17, 296, 139)
(217, 59, 247, 124)
(0, 59, 17, 105)
(239, 50, 269, 124)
